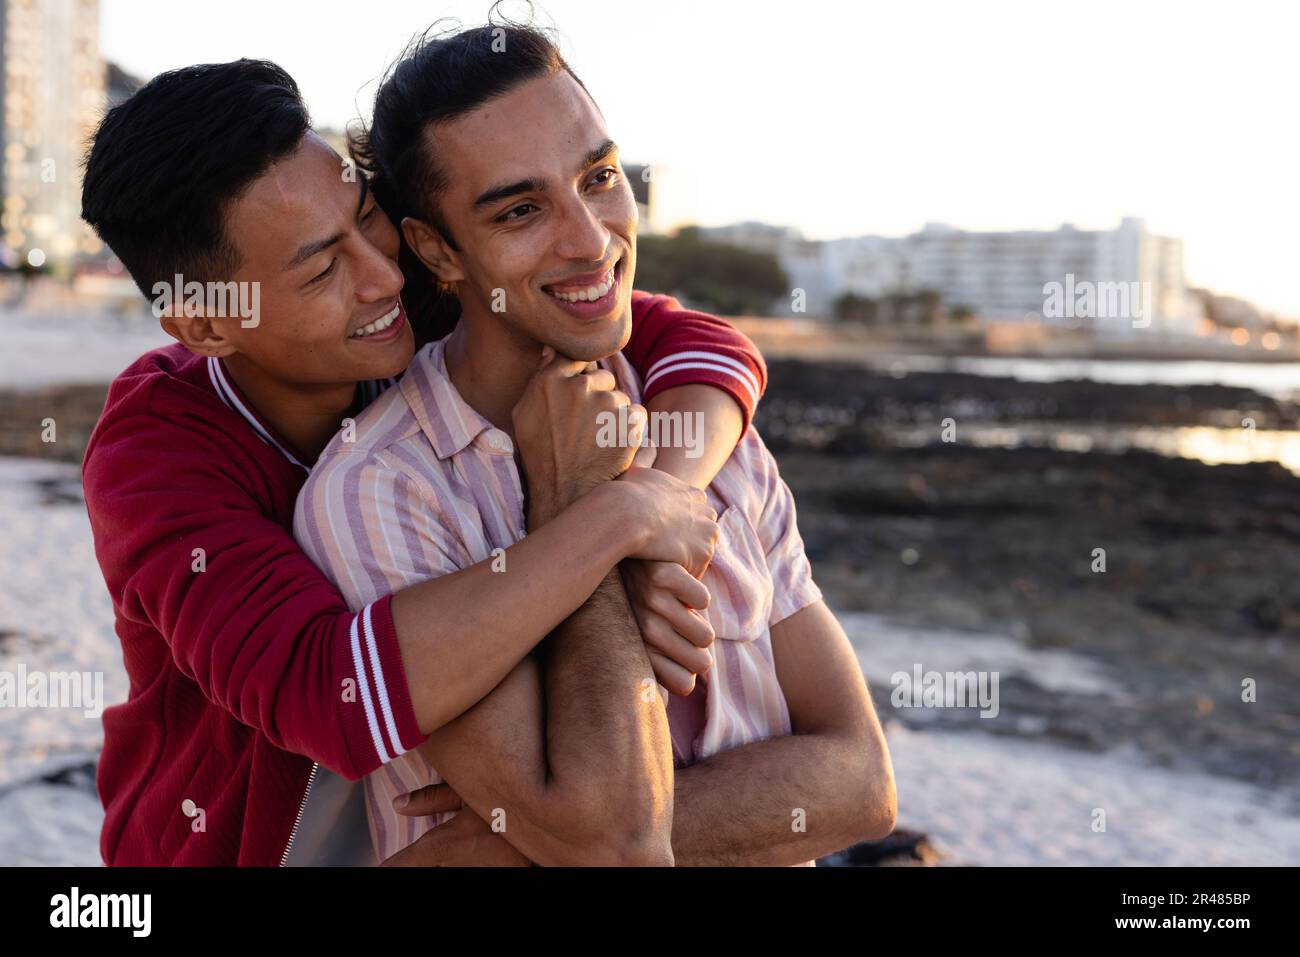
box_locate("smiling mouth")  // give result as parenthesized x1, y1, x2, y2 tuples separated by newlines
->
(543, 263, 617, 303)
(349, 302, 401, 339)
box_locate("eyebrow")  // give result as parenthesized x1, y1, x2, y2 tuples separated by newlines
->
(284, 176, 371, 271)
(470, 139, 618, 212)
(580, 139, 618, 173)
(471, 176, 545, 212)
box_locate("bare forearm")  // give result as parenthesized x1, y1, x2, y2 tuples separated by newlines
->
(540, 571, 674, 857)
(668, 602, 897, 865)
(545, 574, 669, 783)
(392, 483, 641, 735)
(420, 574, 674, 865)
(647, 384, 744, 489)
(671, 731, 891, 866)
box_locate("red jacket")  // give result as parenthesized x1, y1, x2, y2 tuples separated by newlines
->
(84, 292, 766, 866)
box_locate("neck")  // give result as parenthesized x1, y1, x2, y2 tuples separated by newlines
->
(443, 307, 546, 436)
(220, 354, 358, 462)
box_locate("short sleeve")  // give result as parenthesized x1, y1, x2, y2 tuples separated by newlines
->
(748, 433, 823, 626)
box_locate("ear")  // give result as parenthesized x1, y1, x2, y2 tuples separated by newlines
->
(402, 216, 466, 285)
(158, 301, 238, 358)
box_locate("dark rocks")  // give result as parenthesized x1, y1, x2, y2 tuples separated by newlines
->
(0, 385, 109, 464)
(762, 359, 1300, 792)
(818, 829, 946, 867)
(761, 358, 1299, 435)
(40, 761, 99, 795)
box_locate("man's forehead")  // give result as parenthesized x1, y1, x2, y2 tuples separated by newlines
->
(239, 134, 341, 213)
(433, 72, 610, 191)
(226, 134, 353, 259)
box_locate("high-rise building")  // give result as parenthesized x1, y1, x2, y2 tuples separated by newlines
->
(1, 0, 105, 270)
(896, 218, 1189, 334)
(703, 217, 1196, 335)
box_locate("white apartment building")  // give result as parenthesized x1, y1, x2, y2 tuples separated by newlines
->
(703, 217, 1196, 335)
(899, 218, 1190, 334)
(1, 0, 105, 269)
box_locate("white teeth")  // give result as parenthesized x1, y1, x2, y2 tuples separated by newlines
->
(350, 303, 400, 339)
(548, 268, 615, 303)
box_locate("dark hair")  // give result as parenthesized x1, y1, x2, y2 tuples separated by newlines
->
(350, 10, 587, 333)
(82, 59, 311, 299)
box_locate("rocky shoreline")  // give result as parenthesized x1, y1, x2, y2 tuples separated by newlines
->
(757, 358, 1300, 803)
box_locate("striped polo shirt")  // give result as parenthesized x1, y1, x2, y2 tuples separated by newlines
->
(294, 337, 822, 863)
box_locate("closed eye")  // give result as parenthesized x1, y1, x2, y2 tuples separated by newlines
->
(308, 259, 337, 285)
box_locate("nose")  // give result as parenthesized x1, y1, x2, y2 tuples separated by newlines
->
(353, 232, 405, 303)
(553, 190, 612, 264)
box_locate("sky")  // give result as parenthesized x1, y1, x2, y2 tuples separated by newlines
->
(101, 0, 1300, 318)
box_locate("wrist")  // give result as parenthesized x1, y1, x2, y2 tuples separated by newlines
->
(591, 482, 649, 560)
(527, 486, 560, 528)
(529, 476, 598, 528)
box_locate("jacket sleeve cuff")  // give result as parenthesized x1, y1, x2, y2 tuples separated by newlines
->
(337, 594, 428, 776)
(640, 351, 763, 430)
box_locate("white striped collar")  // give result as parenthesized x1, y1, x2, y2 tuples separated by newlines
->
(205, 356, 310, 472)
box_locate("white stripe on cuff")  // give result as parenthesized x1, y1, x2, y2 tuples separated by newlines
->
(349, 612, 391, 764)
(361, 602, 406, 758)
(644, 350, 762, 400)
(643, 360, 758, 405)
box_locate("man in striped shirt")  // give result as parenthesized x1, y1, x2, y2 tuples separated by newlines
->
(296, 23, 896, 865)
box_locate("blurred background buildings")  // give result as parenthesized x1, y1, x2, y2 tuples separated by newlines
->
(0, 0, 1287, 353)
(2, 0, 105, 271)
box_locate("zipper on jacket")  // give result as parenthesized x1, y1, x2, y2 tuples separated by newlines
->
(280, 761, 319, 867)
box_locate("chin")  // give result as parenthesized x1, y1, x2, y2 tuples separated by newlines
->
(368, 331, 417, 379)
(554, 312, 630, 363)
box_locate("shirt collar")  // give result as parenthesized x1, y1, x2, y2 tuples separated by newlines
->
(399, 338, 642, 462)
(205, 355, 312, 472)
(400, 339, 507, 460)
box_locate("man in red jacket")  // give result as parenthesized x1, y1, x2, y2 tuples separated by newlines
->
(79, 58, 767, 865)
